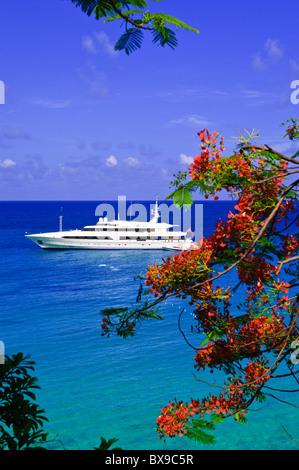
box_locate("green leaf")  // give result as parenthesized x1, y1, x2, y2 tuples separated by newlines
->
(104, 9, 143, 22)
(152, 13, 199, 33)
(71, 1, 199, 54)
(186, 419, 215, 445)
(235, 412, 247, 424)
(100, 307, 129, 316)
(71, 0, 112, 17)
(259, 237, 275, 249)
(211, 413, 224, 424)
(94, 436, 122, 450)
(152, 26, 178, 49)
(170, 187, 194, 209)
(128, 0, 148, 7)
(114, 28, 144, 55)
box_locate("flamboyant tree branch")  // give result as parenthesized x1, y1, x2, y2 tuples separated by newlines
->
(185, 178, 299, 293)
(241, 144, 299, 165)
(277, 255, 299, 274)
(100, 121, 299, 443)
(109, 0, 154, 30)
(116, 178, 299, 322)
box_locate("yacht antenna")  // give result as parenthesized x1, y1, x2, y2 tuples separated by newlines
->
(59, 207, 63, 232)
(151, 194, 160, 220)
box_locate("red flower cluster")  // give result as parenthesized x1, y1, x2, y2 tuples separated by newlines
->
(149, 127, 299, 440)
(156, 400, 198, 439)
(145, 249, 212, 298)
(101, 124, 299, 443)
(237, 254, 276, 286)
(156, 358, 272, 439)
(101, 316, 111, 337)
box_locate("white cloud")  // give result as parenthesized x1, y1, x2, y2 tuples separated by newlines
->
(31, 99, 70, 109)
(271, 141, 299, 155)
(290, 59, 299, 71)
(82, 32, 119, 57)
(106, 155, 117, 167)
(2, 127, 30, 139)
(252, 53, 266, 71)
(265, 39, 283, 60)
(0, 159, 16, 168)
(180, 153, 193, 165)
(168, 114, 210, 128)
(252, 38, 283, 70)
(78, 64, 109, 99)
(125, 157, 139, 167)
(94, 31, 118, 57)
(82, 35, 97, 54)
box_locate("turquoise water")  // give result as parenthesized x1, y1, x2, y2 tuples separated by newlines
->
(0, 201, 298, 450)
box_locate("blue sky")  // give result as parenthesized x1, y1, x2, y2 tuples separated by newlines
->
(0, 0, 298, 200)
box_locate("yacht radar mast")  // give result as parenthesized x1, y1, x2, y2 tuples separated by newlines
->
(151, 195, 160, 223)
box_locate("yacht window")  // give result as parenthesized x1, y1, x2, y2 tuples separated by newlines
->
(62, 236, 98, 239)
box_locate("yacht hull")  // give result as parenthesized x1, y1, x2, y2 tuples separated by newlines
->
(25, 234, 191, 251)
(25, 199, 194, 251)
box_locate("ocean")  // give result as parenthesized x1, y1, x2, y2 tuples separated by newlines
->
(0, 200, 298, 450)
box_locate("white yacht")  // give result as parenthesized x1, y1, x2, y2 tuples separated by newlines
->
(25, 200, 193, 251)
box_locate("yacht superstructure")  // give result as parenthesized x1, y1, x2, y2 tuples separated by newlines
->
(25, 200, 193, 251)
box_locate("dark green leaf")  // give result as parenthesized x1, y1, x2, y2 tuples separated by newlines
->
(114, 28, 144, 55)
(152, 26, 178, 49)
(186, 419, 215, 445)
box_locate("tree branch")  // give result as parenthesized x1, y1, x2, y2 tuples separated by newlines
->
(187, 178, 299, 293)
(240, 144, 299, 165)
(280, 424, 299, 444)
(109, 0, 154, 30)
(251, 170, 299, 185)
(277, 255, 299, 274)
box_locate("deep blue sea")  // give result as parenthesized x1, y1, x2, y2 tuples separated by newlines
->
(0, 200, 298, 450)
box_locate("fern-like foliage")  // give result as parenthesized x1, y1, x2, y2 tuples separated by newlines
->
(94, 437, 122, 450)
(69, 0, 199, 54)
(152, 26, 178, 49)
(186, 419, 216, 445)
(71, 0, 101, 16)
(114, 28, 144, 55)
